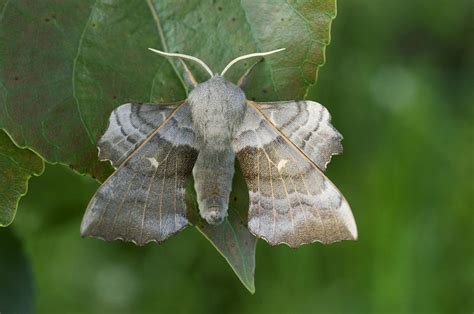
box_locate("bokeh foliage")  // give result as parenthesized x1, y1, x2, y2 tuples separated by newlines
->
(1, 0, 473, 313)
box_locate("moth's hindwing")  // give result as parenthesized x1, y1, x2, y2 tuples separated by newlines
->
(98, 102, 182, 168)
(254, 100, 343, 171)
(81, 102, 199, 245)
(233, 102, 357, 248)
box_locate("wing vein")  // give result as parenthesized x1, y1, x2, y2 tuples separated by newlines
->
(112, 172, 138, 233)
(92, 188, 116, 234)
(140, 158, 161, 243)
(126, 177, 149, 238)
(256, 148, 261, 231)
(268, 144, 296, 237)
(260, 140, 277, 240)
(173, 157, 178, 230)
(158, 147, 174, 234)
(282, 140, 328, 237)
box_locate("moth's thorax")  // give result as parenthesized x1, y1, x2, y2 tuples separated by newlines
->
(188, 76, 246, 148)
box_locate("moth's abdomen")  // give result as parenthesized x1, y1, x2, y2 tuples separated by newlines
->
(193, 146, 235, 224)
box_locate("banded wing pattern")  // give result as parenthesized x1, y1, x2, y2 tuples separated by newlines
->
(81, 103, 199, 245)
(98, 102, 182, 168)
(233, 103, 357, 247)
(254, 100, 342, 171)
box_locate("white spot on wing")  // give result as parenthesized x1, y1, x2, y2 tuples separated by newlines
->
(277, 159, 288, 171)
(269, 110, 276, 125)
(146, 157, 159, 169)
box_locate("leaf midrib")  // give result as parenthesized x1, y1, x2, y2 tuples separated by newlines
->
(72, 0, 98, 145)
(145, 0, 187, 96)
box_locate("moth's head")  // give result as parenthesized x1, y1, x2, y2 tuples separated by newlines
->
(186, 74, 246, 110)
(147, 48, 285, 84)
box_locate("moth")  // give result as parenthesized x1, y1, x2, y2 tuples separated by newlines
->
(81, 48, 357, 248)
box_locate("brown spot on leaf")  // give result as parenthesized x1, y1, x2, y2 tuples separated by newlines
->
(217, 6, 223, 11)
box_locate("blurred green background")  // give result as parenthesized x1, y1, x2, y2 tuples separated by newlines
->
(1, 0, 473, 313)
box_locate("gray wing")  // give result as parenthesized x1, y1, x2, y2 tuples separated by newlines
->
(254, 100, 343, 171)
(233, 103, 357, 248)
(81, 103, 199, 245)
(98, 102, 182, 168)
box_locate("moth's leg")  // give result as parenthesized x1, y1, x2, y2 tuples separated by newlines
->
(237, 58, 264, 88)
(179, 59, 198, 90)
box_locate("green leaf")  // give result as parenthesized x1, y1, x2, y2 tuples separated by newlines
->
(0, 130, 44, 226)
(0, 0, 336, 290)
(188, 162, 256, 293)
(0, 0, 111, 181)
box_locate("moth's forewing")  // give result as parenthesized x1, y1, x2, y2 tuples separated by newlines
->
(255, 100, 343, 171)
(98, 102, 183, 168)
(81, 103, 199, 245)
(233, 102, 357, 248)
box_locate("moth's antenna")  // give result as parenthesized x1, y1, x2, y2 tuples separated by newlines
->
(220, 48, 286, 76)
(148, 48, 214, 78)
